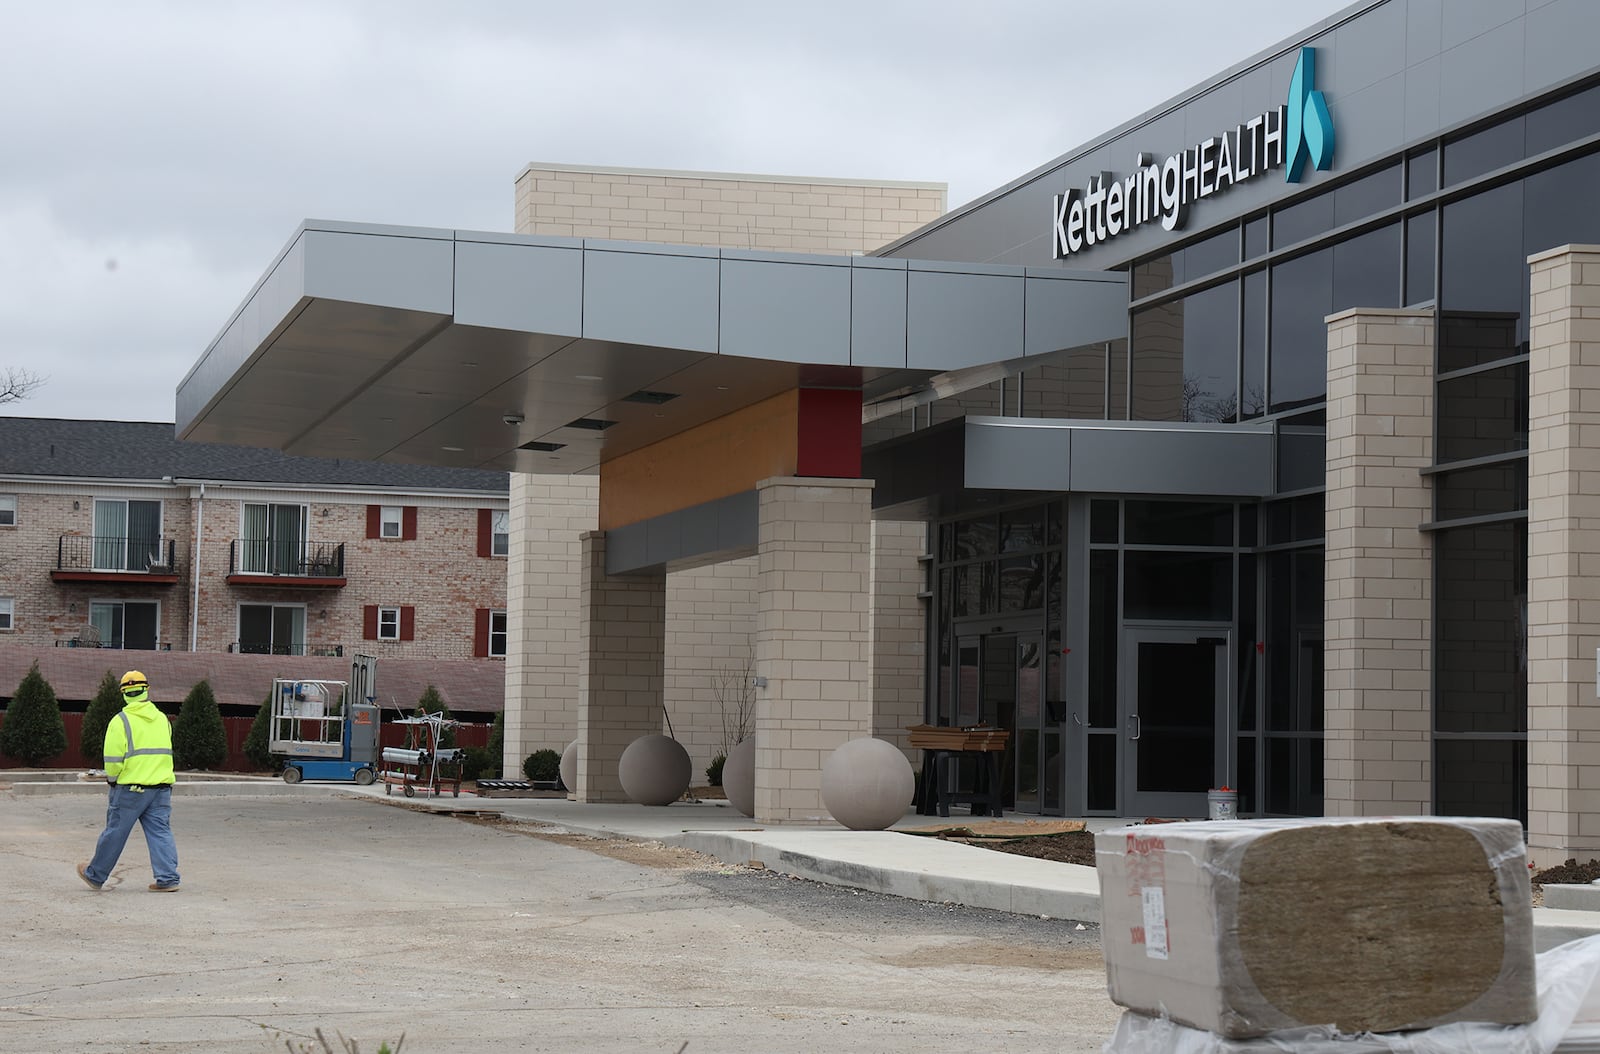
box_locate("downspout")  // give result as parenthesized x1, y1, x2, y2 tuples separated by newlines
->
(189, 482, 205, 652)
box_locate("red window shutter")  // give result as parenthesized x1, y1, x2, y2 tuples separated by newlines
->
(400, 606, 415, 641)
(473, 609, 490, 658)
(365, 506, 381, 539)
(362, 605, 378, 640)
(402, 507, 418, 541)
(477, 508, 493, 558)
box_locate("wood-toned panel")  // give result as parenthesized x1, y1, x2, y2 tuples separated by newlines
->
(599, 391, 799, 530)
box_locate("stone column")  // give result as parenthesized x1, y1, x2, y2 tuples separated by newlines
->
(575, 531, 666, 803)
(754, 476, 874, 823)
(869, 519, 927, 762)
(504, 473, 598, 777)
(1527, 245, 1600, 864)
(1323, 308, 1435, 816)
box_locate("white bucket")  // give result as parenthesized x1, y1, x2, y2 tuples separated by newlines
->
(1206, 788, 1238, 820)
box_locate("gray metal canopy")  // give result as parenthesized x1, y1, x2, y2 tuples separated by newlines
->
(177, 221, 1127, 473)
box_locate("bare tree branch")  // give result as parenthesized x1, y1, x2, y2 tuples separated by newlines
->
(0, 368, 44, 404)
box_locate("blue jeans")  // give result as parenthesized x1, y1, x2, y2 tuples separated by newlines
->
(85, 784, 180, 887)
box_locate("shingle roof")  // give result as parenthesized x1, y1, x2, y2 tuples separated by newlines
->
(0, 417, 507, 492)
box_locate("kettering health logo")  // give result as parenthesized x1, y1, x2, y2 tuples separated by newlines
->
(1052, 46, 1336, 259)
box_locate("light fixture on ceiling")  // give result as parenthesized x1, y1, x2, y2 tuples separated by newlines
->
(576, 374, 603, 382)
(442, 445, 464, 452)
(502, 412, 525, 426)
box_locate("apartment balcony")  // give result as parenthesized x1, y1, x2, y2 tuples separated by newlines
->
(227, 539, 347, 588)
(52, 535, 181, 585)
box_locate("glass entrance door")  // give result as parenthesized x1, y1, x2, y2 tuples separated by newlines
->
(1123, 627, 1229, 817)
(954, 630, 1044, 813)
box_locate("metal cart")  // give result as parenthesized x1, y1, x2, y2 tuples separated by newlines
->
(380, 712, 464, 798)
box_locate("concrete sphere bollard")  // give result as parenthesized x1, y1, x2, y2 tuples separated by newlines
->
(821, 737, 914, 831)
(723, 737, 756, 817)
(618, 734, 692, 806)
(559, 741, 578, 794)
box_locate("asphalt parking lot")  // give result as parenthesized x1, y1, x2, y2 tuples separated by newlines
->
(2, 789, 1123, 1053)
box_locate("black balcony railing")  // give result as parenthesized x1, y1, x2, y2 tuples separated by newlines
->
(56, 535, 179, 573)
(229, 539, 345, 578)
(229, 642, 344, 657)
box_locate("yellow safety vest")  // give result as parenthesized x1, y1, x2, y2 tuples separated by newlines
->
(103, 696, 175, 785)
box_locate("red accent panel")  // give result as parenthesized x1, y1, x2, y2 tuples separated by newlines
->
(365, 506, 381, 539)
(362, 606, 378, 640)
(400, 606, 415, 641)
(473, 609, 490, 658)
(402, 507, 418, 541)
(476, 509, 493, 558)
(795, 388, 862, 478)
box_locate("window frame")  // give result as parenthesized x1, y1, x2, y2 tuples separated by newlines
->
(379, 506, 404, 539)
(0, 494, 15, 527)
(0, 597, 13, 631)
(377, 606, 401, 641)
(491, 510, 510, 557)
(489, 610, 508, 657)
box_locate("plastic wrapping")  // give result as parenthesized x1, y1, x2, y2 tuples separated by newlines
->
(1101, 934, 1600, 1053)
(1095, 817, 1537, 1038)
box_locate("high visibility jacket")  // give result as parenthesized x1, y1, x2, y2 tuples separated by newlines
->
(103, 695, 175, 785)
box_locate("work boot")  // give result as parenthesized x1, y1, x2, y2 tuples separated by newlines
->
(147, 882, 181, 892)
(77, 862, 103, 890)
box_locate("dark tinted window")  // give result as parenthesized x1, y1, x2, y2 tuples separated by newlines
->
(1241, 270, 1267, 420)
(1269, 247, 1333, 414)
(1131, 280, 1238, 423)
(1265, 494, 1324, 545)
(1132, 227, 1239, 297)
(1437, 312, 1522, 374)
(1443, 117, 1525, 186)
(1273, 192, 1335, 248)
(1333, 164, 1401, 227)
(1088, 550, 1118, 727)
(1123, 551, 1232, 620)
(1434, 522, 1527, 736)
(1525, 149, 1600, 259)
(1435, 739, 1524, 823)
(1526, 83, 1600, 156)
(999, 507, 1045, 552)
(1244, 216, 1269, 260)
(1124, 500, 1233, 547)
(1090, 500, 1118, 544)
(1408, 149, 1438, 198)
(1434, 462, 1527, 520)
(1440, 181, 1525, 318)
(1331, 223, 1401, 313)
(1275, 426, 1326, 493)
(1405, 211, 1436, 305)
(954, 516, 998, 560)
(1436, 362, 1528, 463)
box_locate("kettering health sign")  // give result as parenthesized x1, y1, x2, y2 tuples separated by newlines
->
(1052, 47, 1335, 259)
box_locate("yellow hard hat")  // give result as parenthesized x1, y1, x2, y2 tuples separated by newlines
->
(120, 670, 148, 692)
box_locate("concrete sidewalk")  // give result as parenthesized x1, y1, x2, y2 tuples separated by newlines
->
(13, 774, 1600, 950)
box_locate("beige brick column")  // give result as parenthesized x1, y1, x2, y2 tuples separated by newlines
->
(754, 476, 874, 823)
(574, 531, 666, 802)
(504, 473, 598, 777)
(1323, 308, 1435, 816)
(869, 519, 927, 762)
(1527, 245, 1600, 864)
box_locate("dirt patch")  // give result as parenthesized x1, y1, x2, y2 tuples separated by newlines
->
(455, 812, 725, 871)
(904, 819, 1087, 839)
(970, 830, 1099, 867)
(1534, 858, 1600, 886)
(877, 940, 1103, 972)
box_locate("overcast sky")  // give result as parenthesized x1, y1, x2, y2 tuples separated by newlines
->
(0, 0, 1350, 425)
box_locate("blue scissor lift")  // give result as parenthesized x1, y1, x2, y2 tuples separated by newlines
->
(269, 655, 381, 785)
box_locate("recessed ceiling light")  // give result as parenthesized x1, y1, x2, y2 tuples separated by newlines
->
(442, 445, 464, 452)
(621, 389, 679, 405)
(576, 374, 603, 382)
(416, 391, 433, 397)
(462, 361, 478, 367)
(520, 440, 565, 452)
(564, 417, 616, 431)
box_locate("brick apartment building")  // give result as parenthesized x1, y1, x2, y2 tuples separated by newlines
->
(0, 417, 509, 717)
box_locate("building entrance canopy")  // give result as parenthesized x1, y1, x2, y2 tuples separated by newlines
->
(177, 221, 1127, 472)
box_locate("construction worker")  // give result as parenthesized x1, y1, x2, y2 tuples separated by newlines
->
(77, 670, 181, 892)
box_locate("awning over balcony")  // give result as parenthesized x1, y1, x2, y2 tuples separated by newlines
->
(177, 221, 1128, 474)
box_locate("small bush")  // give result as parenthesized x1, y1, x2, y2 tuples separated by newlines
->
(242, 694, 276, 771)
(706, 753, 726, 787)
(487, 710, 504, 771)
(415, 684, 456, 748)
(0, 661, 67, 765)
(172, 679, 228, 770)
(461, 746, 497, 782)
(80, 670, 123, 763)
(522, 748, 560, 782)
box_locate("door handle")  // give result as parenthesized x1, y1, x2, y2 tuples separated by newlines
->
(1129, 713, 1141, 740)
(1071, 712, 1083, 727)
